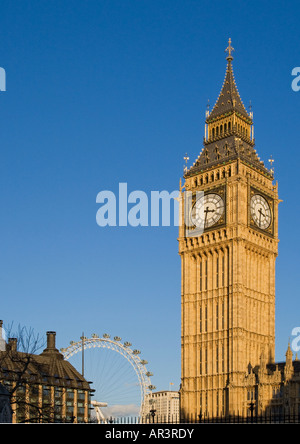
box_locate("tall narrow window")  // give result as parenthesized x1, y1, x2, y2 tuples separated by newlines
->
(205, 306, 208, 332)
(216, 303, 219, 330)
(222, 345, 225, 372)
(222, 255, 225, 287)
(199, 306, 202, 333)
(205, 260, 208, 290)
(200, 349, 202, 374)
(222, 301, 225, 330)
(216, 257, 219, 288)
(216, 344, 219, 373)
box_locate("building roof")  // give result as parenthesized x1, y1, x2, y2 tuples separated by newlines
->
(185, 135, 271, 178)
(267, 360, 300, 375)
(0, 332, 91, 391)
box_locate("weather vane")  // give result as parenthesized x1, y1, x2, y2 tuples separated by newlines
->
(225, 38, 234, 61)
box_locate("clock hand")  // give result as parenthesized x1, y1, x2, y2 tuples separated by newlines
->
(204, 206, 215, 227)
(258, 207, 265, 227)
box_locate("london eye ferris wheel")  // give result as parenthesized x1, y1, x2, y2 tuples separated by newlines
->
(60, 333, 155, 421)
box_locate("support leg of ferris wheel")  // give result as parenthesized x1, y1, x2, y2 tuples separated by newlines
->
(91, 401, 108, 424)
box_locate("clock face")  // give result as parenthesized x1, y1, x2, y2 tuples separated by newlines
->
(250, 194, 272, 229)
(191, 193, 225, 229)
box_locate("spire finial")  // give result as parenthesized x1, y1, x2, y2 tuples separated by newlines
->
(206, 99, 210, 118)
(183, 153, 189, 174)
(225, 38, 234, 61)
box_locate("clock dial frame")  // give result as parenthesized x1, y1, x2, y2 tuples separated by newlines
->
(249, 191, 273, 232)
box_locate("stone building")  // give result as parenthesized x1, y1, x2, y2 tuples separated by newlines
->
(241, 344, 300, 418)
(143, 390, 180, 422)
(179, 40, 297, 420)
(0, 328, 93, 423)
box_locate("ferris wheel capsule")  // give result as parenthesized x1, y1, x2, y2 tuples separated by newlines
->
(114, 336, 122, 342)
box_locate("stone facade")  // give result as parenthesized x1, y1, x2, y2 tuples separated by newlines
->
(143, 391, 180, 423)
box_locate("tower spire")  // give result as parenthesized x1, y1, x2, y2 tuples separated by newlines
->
(184, 41, 272, 179)
(207, 40, 249, 122)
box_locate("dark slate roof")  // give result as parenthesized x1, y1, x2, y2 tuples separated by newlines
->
(0, 345, 91, 390)
(185, 135, 271, 178)
(207, 59, 251, 123)
(267, 360, 300, 374)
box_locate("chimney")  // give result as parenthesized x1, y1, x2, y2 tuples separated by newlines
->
(40, 331, 63, 359)
(7, 338, 17, 352)
(46, 331, 57, 350)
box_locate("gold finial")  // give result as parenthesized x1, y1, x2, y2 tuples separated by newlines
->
(225, 38, 234, 61)
(206, 99, 210, 118)
(183, 153, 189, 174)
(268, 155, 275, 175)
(249, 100, 253, 119)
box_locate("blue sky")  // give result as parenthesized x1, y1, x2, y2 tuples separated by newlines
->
(0, 0, 300, 402)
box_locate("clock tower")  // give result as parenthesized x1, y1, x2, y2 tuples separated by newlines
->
(179, 40, 279, 419)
